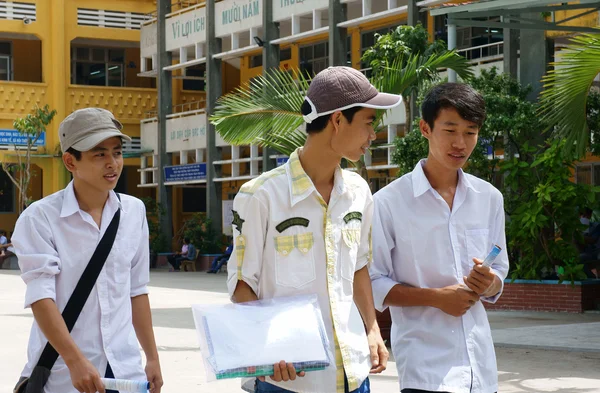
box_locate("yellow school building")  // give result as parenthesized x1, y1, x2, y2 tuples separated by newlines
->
(0, 0, 598, 238)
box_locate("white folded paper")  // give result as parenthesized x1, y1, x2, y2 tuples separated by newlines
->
(192, 295, 332, 381)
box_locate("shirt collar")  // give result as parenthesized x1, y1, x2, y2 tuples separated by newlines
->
(286, 148, 345, 207)
(412, 159, 480, 198)
(60, 181, 124, 218)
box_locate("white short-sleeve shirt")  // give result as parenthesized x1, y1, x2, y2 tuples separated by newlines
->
(227, 148, 373, 393)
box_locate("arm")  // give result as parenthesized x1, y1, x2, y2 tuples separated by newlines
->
(130, 203, 162, 393)
(354, 266, 388, 373)
(369, 198, 402, 312)
(354, 266, 378, 332)
(226, 193, 304, 382)
(464, 196, 509, 302)
(231, 280, 258, 303)
(131, 295, 162, 393)
(369, 197, 479, 317)
(354, 193, 388, 373)
(12, 213, 104, 393)
(227, 193, 267, 304)
(384, 281, 480, 317)
(31, 299, 105, 393)
(383, 284, 440, 308)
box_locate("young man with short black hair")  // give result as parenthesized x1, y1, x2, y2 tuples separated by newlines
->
(227, 66, 402, 393)
(370, 83, 509, 393)
(13, 108, 163, 393)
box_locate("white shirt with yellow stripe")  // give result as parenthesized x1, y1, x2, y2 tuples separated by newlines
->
(227, 148, 373, 393)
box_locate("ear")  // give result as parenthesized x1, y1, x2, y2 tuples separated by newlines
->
(330, 111, 342, 134)
(62, 153, 76, 173)
(419, 119, 432, 140)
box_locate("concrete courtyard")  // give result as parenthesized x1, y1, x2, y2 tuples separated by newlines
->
(1, 270, 599, 393)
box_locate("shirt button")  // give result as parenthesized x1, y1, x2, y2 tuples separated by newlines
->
(282, 250, 288, 255)
(302, 248, 308, 253)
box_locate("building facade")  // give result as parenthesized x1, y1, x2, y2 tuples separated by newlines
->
(138, 0, 600, 237)
(1, 0, 597, 238)
(0, 0, 167, 232)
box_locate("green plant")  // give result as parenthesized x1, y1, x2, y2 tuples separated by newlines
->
(182, 213, 224, 254)
(210, 69, 309, 156)
(501, 139, 599, 282)
(210, 26, 472, 158)
(588, 90, 600, 155)
(1, 105, 56, 214)
(142, 197, 169, 255)
(391, 70, 595, 282)
(392, 68, 524, 181)
(363, 24, 473, 124)
(539, 33, 600, 157)
(556, 257, 589, 284)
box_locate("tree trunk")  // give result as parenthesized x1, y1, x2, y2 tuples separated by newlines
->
(403, 96, 412, 132)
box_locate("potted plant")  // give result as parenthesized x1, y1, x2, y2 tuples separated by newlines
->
(142, 197, 169, 268)
(182, 213, 225, 271)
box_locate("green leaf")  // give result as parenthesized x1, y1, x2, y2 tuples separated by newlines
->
(539, 33, 600, 157)
(209, 69, 309, 156)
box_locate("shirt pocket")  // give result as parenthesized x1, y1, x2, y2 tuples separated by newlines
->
(341, 227, 361, 282)
(465, 228, 490, 264)
(274, 232, 316, 288)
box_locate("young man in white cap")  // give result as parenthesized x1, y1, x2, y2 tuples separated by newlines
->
(370, 83, 509, 393)
(227, 66, 402, 393)
(12, 108, 163, 393)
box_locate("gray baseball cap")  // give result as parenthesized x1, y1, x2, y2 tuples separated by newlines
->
(303, 66, 402, 123)
(59, 108, 131, 152)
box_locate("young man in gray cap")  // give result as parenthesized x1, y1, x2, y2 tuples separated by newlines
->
(12, 108, 163, 393)
(227, 66, 402, 393)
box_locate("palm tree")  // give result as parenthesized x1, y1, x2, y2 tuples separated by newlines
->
(362, 24, 474, 125)
(372, 52, 474, 124)
(539, 33, 600, 157)
(210, 53, 473, 156)
(210, 69, 309, 156)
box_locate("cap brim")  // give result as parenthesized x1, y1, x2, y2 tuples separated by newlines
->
(363, 92, 403, 110)
(70, 131, 132, 152)
(302, 93, 403, 123)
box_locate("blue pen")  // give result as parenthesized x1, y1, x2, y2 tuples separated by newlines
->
(482, 244, 502, 268)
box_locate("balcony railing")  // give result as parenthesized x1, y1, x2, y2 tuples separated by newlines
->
(0, 81, 48, 117)
(457, 41, 505, 64)
(67, 85, 157, 123)
(77, 8, 151, 30)
(145, 98, 206, 119)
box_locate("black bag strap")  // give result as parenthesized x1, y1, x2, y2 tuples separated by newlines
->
(36, 193, 122, 370)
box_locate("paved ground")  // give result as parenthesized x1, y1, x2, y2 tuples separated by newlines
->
(1, 270, 600, 393)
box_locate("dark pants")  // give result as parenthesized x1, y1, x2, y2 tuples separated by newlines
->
(255, 375, 370, 393)
(167, 255, 186, 270)
(105, 363, 119, 393)
(209, 255, 230, 272)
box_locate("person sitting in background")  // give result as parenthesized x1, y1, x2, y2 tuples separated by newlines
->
(168, 238, 191, 272)
(0, 230, 16, 267)
(579, 207, 600, 278)
(207, 239, 233, 273)
(0, 229, 8, 246)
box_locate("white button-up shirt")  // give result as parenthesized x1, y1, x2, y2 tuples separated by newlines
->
(370, 160, 509, 393)
(12, 182, 149, 393)
(227, 149, 373, 393)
